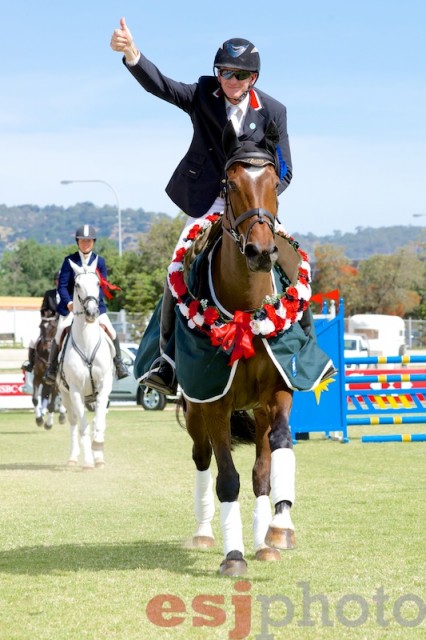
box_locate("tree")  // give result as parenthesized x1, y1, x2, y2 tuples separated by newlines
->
(311, 244, 361, 313)
(0, 240, 68, 296)
(355, 249, 424, 315)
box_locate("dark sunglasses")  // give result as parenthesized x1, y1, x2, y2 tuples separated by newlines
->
(218, 69, 253, 81)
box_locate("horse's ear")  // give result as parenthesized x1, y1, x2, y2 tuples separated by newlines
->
(264, 120, 280, 155)
(68, 259, 82, 276)
(222, 119, 241, 160)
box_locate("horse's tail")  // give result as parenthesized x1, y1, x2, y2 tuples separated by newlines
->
(175, 396, 187, 430)
(176, 398, 256, 447)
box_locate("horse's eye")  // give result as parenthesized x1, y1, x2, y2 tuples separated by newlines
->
(228, 181, 237, 192)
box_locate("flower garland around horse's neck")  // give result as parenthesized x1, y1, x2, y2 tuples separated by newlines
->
(167, 213, 312, 365)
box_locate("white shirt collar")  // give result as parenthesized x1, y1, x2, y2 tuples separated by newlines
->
(225, 92, 250, 117)
(78, 250, 92, 265)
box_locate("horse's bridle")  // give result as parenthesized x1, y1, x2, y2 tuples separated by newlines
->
(222, 157, 277, 255)
(73, 272, 100, 318)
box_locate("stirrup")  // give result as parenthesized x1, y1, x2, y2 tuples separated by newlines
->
(144, 359, 177, 395)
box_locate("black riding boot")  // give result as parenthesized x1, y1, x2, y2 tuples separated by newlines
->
(144, 282, 177, 395)
(113, 336, 129, 380)
(22, 347, 36, 373)
(44, 340, 60, 385)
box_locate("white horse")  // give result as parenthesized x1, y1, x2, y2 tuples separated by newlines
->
(58, 258, 114, 469)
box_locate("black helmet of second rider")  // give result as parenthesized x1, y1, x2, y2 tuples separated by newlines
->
(75, 224, 97, 241)
(214, 38, 260, 75)
(75, 224, 97, 256)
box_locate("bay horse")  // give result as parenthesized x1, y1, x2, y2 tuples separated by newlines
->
(170, 121, 331, 576)
(32, 313, 66, 429)
(58, 259, 114, 469)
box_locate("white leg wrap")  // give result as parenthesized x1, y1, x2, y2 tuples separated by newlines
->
(220, 502, 244, 556)
(194, 469, 215, 538)
(271, 448, 296, 506)
(253, 495, 272, 551)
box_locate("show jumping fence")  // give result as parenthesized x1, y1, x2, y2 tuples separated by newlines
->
(290, 299, 426, 443)
(345, 356, 426, 443)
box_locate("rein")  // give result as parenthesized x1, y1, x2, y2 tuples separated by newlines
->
(70, 331, 102, 399)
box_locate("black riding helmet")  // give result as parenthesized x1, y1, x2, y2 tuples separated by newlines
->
(214, 38, 260, 73)
(75, 224, 97, 242)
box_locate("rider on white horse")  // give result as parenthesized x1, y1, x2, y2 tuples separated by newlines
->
(44, 224, 129, 384)
(22, 271, 60, 373)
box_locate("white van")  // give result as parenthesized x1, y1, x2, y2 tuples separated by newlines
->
(347, 314, 406, 357)
(344, 333, 370, 369)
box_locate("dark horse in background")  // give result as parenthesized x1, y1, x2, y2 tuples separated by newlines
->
(32, 313, 66, 429)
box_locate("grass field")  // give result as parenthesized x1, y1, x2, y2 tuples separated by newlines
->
(0, 407, 425, 639)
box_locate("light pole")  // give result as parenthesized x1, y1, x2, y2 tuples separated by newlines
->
(60, 179, 122, 257)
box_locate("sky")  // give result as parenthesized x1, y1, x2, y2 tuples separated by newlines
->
(1, 0, 425, 236)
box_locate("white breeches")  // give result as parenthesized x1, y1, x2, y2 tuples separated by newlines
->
(177, 197, 225, 245)
(54, 312, 115, 344)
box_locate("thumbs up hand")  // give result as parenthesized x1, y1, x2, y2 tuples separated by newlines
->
(110, 17, 139, 63)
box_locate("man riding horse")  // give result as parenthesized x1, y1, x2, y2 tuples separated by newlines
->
(110, 20, 309, 396)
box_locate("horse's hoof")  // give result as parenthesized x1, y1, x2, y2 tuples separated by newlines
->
(255, 546, 281, 562)
(219, 551, 247, 577)
(36, 417, 44, 427)
(265, 526, 295, 550)
(67, 459, 78, 467)
(44, 423, 53, 430)
(192, 535, 215, 549)
(95, 461, 105, 469)
(59, 414, 66, 424)
(82, 464, 95, 471)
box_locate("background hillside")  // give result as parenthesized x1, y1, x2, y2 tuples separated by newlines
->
(1, 203, 425, 260)
(0, 203, 170, 258)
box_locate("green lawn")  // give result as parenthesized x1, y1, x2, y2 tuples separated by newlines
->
(0, 407, 425, 639)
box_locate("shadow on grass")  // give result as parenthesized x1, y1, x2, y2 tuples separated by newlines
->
(0, 540, 212, 576)
(0, 463, 67, 472)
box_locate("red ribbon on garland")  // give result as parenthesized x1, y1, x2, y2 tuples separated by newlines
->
(210, 310, 256, 365)
(96, 269, 122, 300)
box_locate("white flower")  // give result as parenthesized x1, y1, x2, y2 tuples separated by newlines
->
(296, 283, 311, 301)
(251, 318, 276, 336)
(261, 318, 277, 335)
(193, 312, 205, 327)
(168, 262, 183, 275)
(178, 302, 189, 318)
(250, 318, 264, 335)
(276, 303, 287, 319)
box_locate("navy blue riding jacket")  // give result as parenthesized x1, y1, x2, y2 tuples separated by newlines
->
(124, 53, 292, 218)
(56, 252, 108, 317)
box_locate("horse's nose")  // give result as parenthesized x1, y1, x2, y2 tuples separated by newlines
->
(245, 242, 279, 272)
